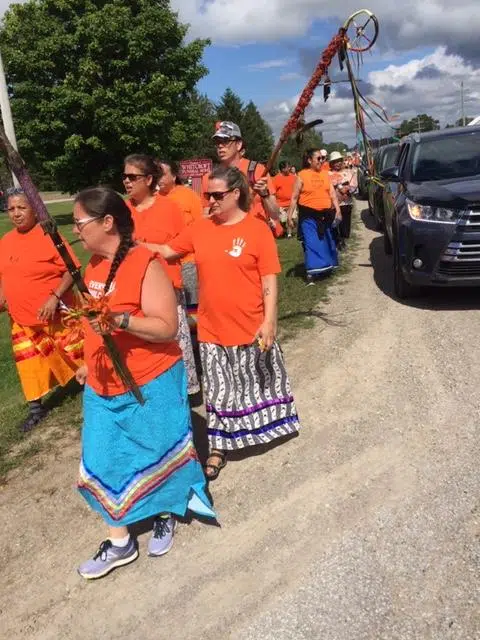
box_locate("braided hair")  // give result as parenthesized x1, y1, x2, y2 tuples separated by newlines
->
(124, 153, 159, 192)
(74, 187, 134, 294)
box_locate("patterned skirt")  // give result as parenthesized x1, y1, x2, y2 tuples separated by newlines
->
(176, 291, 200, 395)
(181, 262, 199, 333)
(10, 319, 83, 402)
(78, 360, 214, 526)
(200, 341, 300, 451)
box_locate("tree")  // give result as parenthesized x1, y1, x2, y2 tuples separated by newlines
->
(182, 92, 217, 160)
(0, 0, 210, 192)
(397, 114, 440, 136)
(241, 101, 274, 163)
(216, 88, 244, 126)
(279, 128, 324, 170)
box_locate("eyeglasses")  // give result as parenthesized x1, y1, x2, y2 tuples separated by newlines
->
(73, 215, 100, 230)
(213, 138, 236, 147)
(122, 173, 146, 182)
(203, 189, 234, 202)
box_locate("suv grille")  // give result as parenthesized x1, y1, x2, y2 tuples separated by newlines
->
(438, 210, 480, 277)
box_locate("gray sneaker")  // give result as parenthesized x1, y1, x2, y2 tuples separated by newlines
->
(148, 516, 176, 557)
(77, 538, 138, 580)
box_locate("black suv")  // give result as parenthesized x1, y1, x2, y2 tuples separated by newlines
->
(367, 143, 398, 229)
(381, 126, 480, 298)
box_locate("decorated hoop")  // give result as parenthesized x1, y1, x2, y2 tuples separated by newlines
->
(344, 10, 379, 52)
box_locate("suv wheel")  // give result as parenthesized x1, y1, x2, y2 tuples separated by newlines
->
(393, 231, 419, 299)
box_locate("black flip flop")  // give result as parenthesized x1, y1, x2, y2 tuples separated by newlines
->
(204, 452, 227, 481)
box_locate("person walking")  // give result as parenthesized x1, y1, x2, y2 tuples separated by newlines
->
(123, 154, 200, 396)
(156, 159, 203, 336)
(0, 188, 83, 431)
(273, 160, 297, 237)
(329, 151, 358, 245)
(202, 121, 282, 236)
(73, 187, 214, 579)
(288, 149, 342, 284)
(156, 166, 300, 480)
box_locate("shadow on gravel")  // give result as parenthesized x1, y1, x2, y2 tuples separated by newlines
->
(363, 209, 480, 312)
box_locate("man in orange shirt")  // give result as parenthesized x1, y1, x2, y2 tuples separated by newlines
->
(273, 160, 297, 237)
(201, 121, 281, 234)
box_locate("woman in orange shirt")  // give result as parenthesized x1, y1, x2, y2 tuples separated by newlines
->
(155, 166, 300, 480)
(72, 187, 213, 580)
(288, 148, 342, 285)
(123, 154, 199, 396)
(156, 159, 202, 335)
(0, 188, 83, 432)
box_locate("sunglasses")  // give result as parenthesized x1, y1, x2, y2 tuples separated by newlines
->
(203, 189, 234, 202)
(122, 173, 146, 182)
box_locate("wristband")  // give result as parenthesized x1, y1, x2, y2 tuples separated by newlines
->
(119, 312, 130, 330)
(260, 191, 270, 198)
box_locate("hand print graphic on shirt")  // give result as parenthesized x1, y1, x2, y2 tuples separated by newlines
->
(226, 237, 246, 258)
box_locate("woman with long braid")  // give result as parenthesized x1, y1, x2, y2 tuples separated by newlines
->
(72, 187, 213, 580)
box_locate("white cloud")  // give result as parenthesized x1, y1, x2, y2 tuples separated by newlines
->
(172, 0, 480, 63)
(279, 72, 303, 81)
(261, 47, 480, 145)
(246, 58, 291, 71)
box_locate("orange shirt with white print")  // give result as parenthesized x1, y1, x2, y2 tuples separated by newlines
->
(272, 173, 296, 207)
(0, 224, 79, 327)
(298, 169, 332, 211)
(83, 245, 181, 396)
(127, 195, 184, 289)
(166, 184, 203, 265)
(201, 157, 275, 223)
(168, 214, 281, 346)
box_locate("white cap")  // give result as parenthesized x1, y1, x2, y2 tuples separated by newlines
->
(320, 149, 328, 157)
(329, 151, 344, 162)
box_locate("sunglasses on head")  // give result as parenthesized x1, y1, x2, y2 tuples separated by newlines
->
(122, 173, 146, 182)
(203, 189, 234, 202)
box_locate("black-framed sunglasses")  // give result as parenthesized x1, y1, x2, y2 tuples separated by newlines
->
(122, 173, 147, 182)
(203, 189, 234, 202)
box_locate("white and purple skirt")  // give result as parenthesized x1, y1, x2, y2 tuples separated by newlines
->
(199, 341, 300, 451)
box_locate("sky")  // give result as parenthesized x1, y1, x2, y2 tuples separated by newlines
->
(170, 0, 480, 145)
(0, 0, 479, 147)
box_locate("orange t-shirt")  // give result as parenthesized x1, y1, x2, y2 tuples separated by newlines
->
(201, 158, 275, 222)
(166, 185, 203, 264)
(83, 245, 181, 397)
(0, 224, 78, 326)
(321, 162, 330, 172)
(298, 169, 332, 211)
(169, 215, 281, 346)
(127, 195, 184, 289)
(272, 173, 296, 207)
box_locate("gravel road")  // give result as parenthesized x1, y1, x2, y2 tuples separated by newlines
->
(1, 202, 479, 639)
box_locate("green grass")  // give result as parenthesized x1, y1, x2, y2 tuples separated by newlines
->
(0, 206, 356, 477)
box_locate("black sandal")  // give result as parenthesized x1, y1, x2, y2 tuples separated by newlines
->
(204, 451, 227, 481)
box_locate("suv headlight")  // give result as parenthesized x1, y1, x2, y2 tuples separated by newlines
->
(406, 199, 464, 223)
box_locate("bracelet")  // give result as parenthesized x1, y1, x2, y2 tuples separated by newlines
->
(260, 191, 270, 199)
(119, 312, 130, 330)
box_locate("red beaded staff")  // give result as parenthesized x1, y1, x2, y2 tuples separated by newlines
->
(263, 9, 379, 176)
(0, 126, 145, 404)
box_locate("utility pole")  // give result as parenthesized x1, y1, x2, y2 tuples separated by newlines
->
(0, 49, 19, 187)
(461, 81, 466, 126)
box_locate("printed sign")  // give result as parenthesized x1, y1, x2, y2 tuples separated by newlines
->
(179, 158, 212, 179)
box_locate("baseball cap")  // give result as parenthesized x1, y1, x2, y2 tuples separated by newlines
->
(213, 121, 242, 140)
(320, 149, 328, 157)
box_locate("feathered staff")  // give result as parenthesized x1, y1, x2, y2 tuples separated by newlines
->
(0, 125, 145, 404)
(263, 9, 379, 175)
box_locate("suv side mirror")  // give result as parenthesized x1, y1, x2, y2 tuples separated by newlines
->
(380, 166, 399, 182)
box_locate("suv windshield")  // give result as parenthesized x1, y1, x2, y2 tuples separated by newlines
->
(411, 130, 480, 181)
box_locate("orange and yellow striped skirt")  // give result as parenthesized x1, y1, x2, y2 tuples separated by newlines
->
(11, 319, 83, 402)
